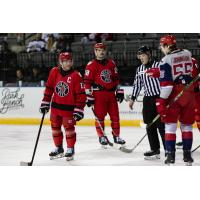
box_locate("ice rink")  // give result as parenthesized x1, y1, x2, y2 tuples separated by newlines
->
(0, 124, 200, 166)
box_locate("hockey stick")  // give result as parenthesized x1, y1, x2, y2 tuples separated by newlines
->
(20, 112, 45, 166)
(192, 144, 200, 153)
(120, 73, 200, 153)
(91, 107, 113, 147)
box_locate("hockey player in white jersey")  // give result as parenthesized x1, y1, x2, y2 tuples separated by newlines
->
(156, 35, 195, 165)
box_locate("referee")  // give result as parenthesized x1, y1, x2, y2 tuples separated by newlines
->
(129, 46, 165, 159)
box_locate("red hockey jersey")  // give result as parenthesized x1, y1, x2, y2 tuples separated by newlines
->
(192, 58, 200, 90)
(84, 59, 120, 91)
(42, 67, 86, 116)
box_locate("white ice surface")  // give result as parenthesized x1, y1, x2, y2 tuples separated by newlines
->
(0, 125, 200, 166)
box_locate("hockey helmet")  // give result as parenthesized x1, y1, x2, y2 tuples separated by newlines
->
(137, 46, 152, 55)
(59, 52, 72, 61)
(160, 35, 176, 46)
(94, 43, 107, 49)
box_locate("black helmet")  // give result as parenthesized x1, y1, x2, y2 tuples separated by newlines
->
(137, 46, 152, 55)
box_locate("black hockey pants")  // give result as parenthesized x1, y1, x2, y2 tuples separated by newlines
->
(142, 96, 165, 151)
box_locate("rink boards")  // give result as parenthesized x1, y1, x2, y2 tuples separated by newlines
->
(0, 86, 197, 127)
(0, 87, 144, 126)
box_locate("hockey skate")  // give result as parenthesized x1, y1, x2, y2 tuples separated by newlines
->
(183, 150, 193, 166)
(144, 149, 160, 160)
(113, 136, 126, 148)
(165, 152, 175, 165)
(49, 146, 64, 160)
(65, 147, 75, 161)
(99, 136, 109, 149)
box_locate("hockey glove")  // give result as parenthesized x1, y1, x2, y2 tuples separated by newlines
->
(39, 101, 50, 114)
(86, 95, 95, 107)
(116, 89, 124, 103)
(73, 108, 84, 121)
(156, 98, 167, 119)
(146, 68, 160, 78)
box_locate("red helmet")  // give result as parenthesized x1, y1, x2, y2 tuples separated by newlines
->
(59, 52, 72, 61)
(94, 43, 106, 49)
(160, 35, 176, 46)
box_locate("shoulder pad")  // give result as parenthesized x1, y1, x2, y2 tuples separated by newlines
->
(74, 70, 83, 78)
(160, 55, 168, 63)
(77, 72, 82, 77)
(110, 59, 116, 65)
(52, 66, 58, 71)
(87, 60, 94, 66)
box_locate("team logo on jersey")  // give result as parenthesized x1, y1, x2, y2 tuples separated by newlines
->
(55, 81, 69, 97)
(100, 69, 112, 83)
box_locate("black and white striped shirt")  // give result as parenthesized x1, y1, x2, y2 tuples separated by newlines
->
(131, 61, 161, 101)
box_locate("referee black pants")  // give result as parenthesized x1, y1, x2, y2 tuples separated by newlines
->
(142, 96, 165, 151)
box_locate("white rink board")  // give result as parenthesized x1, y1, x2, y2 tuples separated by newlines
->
(0, 87, 143, 120)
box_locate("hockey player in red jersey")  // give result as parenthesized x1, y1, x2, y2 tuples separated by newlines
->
(84, 43, 126, 147)
(192, 58, 200, 132)
(40, 52, 86, 160)
(146, 57, 200, 148)
(156, 35, 195, 165)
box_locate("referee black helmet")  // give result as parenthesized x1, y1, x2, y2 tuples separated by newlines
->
(137, 46, 152, 55)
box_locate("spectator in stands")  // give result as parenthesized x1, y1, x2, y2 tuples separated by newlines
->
(81, 34, 90, 44)
(42, 33, 59, 42)
(0, 38, 9, 53)
(87, 33, 113, 43)
(56, 34, 74, 53)
(27, 66, 44, 82)
(16, 68, 25, 82)
(45, 34, 57, 52)
(16, 33, 24, 45)
(26, 33, 46, 53)
(95, 33, 113, 43)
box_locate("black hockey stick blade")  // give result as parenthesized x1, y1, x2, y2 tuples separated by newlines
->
(20, 161, 32, 166)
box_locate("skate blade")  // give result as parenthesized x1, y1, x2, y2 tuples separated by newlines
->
(144, 155, 160, 160)
(66, 156, 74, 161)
(113, 143, 126, 149)
(50, 153, 64, 160)
(166, 163, 175, 166)
(185, 162, 193, 166)
(101, 145, 108, 149)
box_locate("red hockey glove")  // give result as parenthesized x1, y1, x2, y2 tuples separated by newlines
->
(146, 68, 160, 78)
(86, 95, 95, 107)
(39, 101, 50, 114)
(156, 98, 167, 118)
(73, 108, 84, 121)
(116, 89, 124, 103)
